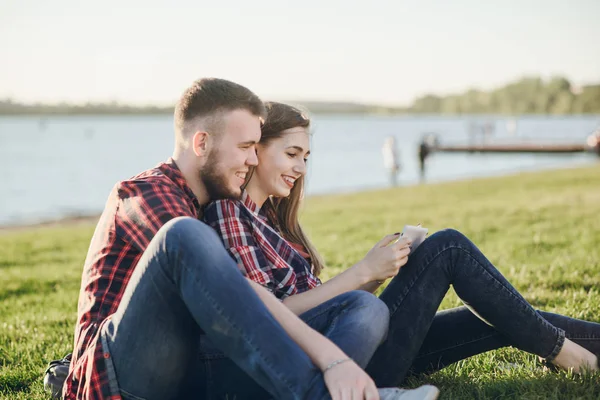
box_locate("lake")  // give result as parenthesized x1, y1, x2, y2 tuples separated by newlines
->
(1, 114, 598, 227)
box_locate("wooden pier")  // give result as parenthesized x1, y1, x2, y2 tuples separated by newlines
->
(417, 131, 600, 178)
(435, 143, 588, 154)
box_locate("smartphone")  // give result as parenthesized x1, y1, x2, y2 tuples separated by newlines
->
(398, 225, 428, 252)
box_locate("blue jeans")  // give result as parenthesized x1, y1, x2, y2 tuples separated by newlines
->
(191, 228, 600, 397)
(101, 217, 390, 400)
(366, 229, 600, 386)
(191, 292, 389, 399)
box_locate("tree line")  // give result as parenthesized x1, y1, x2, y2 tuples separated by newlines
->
(409, 77, 600, 114)
(1, 76, 599, 115)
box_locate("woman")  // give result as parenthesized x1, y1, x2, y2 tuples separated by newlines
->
(203, 102, 600, 390)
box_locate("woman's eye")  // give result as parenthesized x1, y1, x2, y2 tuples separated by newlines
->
(286, 153, 296, 158)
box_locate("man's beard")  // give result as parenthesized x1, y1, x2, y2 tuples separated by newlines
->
(199, 150, 243, 201)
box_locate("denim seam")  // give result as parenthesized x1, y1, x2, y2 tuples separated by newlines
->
(388, 243, 565, 360)
(100, 327, 124, 399)
(414, 333, 498, 359)
(301, 301, 349, 325)
(545, 329, 566, 362)
(456, 246, 567, 358)
(387, 244, 455, 316)
(307, 372, 333, 400)
(321, 304, 374, 338)
(167, 222, 300, 397)
(204, 358, 214, 399)
(183, 263, 299, 397)
(197, 353, 228, 360)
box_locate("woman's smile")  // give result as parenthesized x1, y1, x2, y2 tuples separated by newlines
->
(282, 175, 297, 188)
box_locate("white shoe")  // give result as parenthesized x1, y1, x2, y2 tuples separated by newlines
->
(378, 385, 440, 400)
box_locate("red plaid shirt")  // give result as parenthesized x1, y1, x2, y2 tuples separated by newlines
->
(64, 159, 200, 400)
(204, 191, 321, 300)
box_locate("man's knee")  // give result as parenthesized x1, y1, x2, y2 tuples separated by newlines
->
(158, 217, 222, 248)
(160, 216, 209, 238)
(154, 217, 234, 273)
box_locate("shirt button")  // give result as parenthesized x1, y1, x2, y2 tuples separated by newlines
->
(103, 352, 110, 359)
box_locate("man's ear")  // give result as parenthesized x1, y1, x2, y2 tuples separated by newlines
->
(192, 131, 210, 157)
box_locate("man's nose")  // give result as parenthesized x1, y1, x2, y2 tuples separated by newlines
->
(247, 148, 259, 166)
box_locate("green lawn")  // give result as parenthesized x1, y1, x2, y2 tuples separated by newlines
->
(1, 165, 600, 399)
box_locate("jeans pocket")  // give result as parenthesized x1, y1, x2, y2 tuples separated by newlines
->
(120, 388, 148, 400)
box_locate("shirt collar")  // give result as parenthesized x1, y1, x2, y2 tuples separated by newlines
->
(159, 158, 201, 214)
(241, 190, 269, 223)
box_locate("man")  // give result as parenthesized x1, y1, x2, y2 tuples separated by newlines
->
(62, 78, 439, 400)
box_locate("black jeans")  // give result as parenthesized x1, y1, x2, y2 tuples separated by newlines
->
(366, 229, 600, 386)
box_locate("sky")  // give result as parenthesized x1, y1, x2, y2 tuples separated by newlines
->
(1, 0, 599, 106)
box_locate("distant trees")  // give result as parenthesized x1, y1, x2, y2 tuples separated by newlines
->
(410, 76, 600, 114)
(1, 76, 599, 115)
(0, 99, 172, 116)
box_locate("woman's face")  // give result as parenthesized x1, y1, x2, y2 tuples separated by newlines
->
(253, 127, 310, 198)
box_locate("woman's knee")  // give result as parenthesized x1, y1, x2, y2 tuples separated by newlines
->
(426, 228, 471, 247)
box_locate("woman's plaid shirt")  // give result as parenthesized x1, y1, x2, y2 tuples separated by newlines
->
(63, 159, 200, 400)
(204, 191, 321, 300)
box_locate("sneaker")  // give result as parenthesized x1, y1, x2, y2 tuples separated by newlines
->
(378, 385, 440, 400)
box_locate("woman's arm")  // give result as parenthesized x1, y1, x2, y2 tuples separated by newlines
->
(205, 200, 410, 315)
(283, 260, 371, 314)
(357, 280, 384, 294)
(247, 279, 380, 400)
(247, 279, 346, 369)
(283, 235, 411, 315)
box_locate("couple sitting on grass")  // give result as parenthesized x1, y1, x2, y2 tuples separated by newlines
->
(57, 78, 599, 400)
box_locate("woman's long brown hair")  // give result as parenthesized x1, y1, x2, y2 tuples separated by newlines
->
(245, 102, 325, 276)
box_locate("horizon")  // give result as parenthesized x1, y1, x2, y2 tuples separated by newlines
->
(2, 0, 599, 106)
(1, 74, 598, 109)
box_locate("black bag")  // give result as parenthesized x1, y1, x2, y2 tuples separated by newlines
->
(43, 353, 72, 399)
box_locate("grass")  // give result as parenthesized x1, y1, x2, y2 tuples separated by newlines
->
(1, 165, 600, 399)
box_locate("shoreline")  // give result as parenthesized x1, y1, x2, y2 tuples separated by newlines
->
(0, 214, 100, 234)
(2, 162, 597, 234)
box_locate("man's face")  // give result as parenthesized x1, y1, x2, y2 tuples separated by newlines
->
(200, 109, 261, 200)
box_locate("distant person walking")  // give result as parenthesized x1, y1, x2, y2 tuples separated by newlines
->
(382, 136, 401, 186)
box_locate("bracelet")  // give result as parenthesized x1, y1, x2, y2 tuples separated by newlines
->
(323, 358, 352, 373)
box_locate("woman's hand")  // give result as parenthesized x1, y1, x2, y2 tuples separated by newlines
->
(323, 359, 380, 400)
(356, 234, 412, 283)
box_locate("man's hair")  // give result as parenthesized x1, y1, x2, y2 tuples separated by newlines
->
(174, 78, 266, 141)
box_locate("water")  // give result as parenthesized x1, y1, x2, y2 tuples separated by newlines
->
(1, 114, 598, 227)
